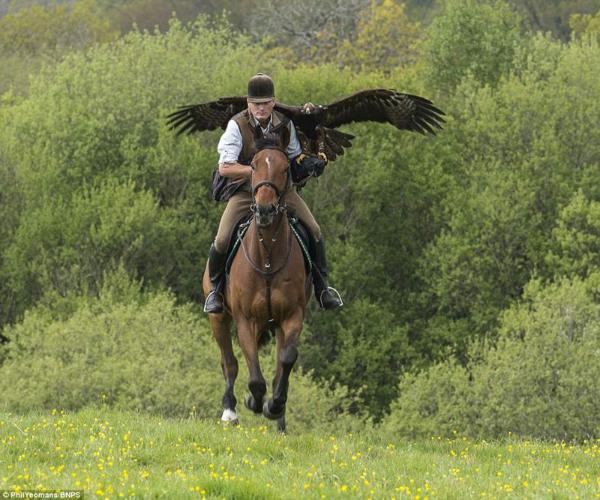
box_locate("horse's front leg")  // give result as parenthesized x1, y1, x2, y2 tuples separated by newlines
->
(236, 318, 267, 415)
(209, 313, 239, 424)
(263, 314, 303, 428)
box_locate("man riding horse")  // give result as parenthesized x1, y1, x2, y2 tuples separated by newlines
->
(204, 73, 343, 313)
(167, 74, 445, 429)
(167, 74, 445, 315)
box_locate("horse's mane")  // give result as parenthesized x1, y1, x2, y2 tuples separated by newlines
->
(255, 135, 285, 153)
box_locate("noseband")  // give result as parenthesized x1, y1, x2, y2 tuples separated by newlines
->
(252, 179, 286, 207)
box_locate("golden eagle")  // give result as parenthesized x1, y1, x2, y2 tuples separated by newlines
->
(166, 89, 445, 160)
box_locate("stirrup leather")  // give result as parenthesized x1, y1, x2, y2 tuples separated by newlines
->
(319, 286, 343, 308)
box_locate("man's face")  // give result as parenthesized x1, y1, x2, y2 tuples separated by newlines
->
(248, 99, 275, 124)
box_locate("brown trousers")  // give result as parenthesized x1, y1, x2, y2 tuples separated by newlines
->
(214, 188, 322, 253)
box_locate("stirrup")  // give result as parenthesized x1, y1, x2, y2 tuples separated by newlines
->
(203, 290, 224, 313)
(319, 286, 343, 309)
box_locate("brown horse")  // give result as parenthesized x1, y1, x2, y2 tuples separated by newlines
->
(202, 140, 310, 432)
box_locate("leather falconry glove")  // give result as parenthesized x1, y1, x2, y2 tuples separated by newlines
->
(292, 153, 328, 183)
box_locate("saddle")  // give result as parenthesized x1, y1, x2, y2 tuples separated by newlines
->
(225, 213, 314, 275)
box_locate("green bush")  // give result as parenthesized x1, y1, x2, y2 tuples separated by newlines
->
(301, 299, 414, 420)
(383, 276, 600, 440)
(2, 179, 176, 317)
(0, 275, 363, 434)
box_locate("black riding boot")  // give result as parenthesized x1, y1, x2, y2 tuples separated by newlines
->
(203, 244, 228, 313)
(313, 238, 343, 310)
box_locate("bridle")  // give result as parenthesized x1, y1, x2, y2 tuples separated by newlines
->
(249, 146, 290, 219)
(245, 146, 292, 270)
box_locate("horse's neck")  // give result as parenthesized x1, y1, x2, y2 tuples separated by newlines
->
(247, 214, 290, 267)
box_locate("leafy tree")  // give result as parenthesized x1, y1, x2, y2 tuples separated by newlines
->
(0, 17, 261, 324)
(546, 191, 600, 279)
(0, 0, 118, 96)
(92, 0, 262, 34)
(248, 0, 369, 61)
(337, 0, 422, 73)
(302, 299, 415, 419)
(413, 35, 600, 361)
(105, 0, 203, 33)
(0, 0, 116, 54)
(2, 180, 176, 314)
(417, 170, 541, 349)
(0, 149, 23, 325)
(571, 8, 600, 36)
(404, 0, 441, 24)
(507, 0, 599, 40)
(423, 0, 522, 92)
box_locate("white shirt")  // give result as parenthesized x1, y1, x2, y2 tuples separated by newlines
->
(217, 115, 302, 164)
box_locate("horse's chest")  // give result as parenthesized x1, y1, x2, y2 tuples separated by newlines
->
(230, 275, 299, 317)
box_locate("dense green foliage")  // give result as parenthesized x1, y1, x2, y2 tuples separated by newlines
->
(384, 276, 600, 439)
(423, 0, 522, 91)
(1, 0, 600, 439)
(0, 270, 361, 434)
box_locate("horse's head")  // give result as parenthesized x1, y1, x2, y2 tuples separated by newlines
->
(251, 136, 290, 228)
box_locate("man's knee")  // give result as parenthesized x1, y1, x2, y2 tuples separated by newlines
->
(296, 217, 321, 243)
(214, 234, 229, 254)
(311, 223, 322, 242)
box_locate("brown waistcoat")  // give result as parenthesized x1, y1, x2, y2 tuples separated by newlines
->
(213, 110, 291, 202)
(232, 109, 291, 164)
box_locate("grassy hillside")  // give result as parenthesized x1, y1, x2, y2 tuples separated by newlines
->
(0, 409, 598, 498)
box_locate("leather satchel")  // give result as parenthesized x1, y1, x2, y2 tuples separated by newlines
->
(211, 170, 246, 202)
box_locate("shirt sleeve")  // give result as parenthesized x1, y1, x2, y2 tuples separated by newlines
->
(217, 120, 243, 164)
(286, 121, 302, 159)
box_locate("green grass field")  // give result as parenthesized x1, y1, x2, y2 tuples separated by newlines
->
(1, 409, 599, 498)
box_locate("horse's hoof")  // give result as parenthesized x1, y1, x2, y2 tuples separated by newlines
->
(221, 409, 239, 425)
(277, 415, 286, 435)
(244, 394, 262, 414)
(263, 400, 285, 420)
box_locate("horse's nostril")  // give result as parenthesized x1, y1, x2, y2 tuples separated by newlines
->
(258, 204, 276, 217)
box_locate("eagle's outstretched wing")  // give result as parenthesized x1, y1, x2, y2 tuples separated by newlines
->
(166, 89, 444, 161)
(320, 89, 445, 135)
(166, 96, 247, 136)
